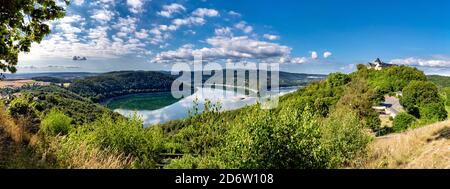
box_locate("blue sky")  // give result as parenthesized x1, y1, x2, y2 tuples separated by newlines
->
(17, 0, 450, 75)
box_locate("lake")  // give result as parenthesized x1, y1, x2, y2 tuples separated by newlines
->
(112, 86, 301, 127)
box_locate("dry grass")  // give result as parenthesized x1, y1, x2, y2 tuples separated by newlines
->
(0, 107, 49, 168)
(0, 108, 30, 144)
(355, 120, 450, 169)
(1, 105, 132, 169)
(47, 138, 134, 169)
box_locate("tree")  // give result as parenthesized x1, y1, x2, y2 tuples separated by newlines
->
(327, 72, 351, 87)
(40, 109, 72, 136)
(392, 113, 416, 132)
(419, 102, 447, 121)
(0, 0, 68, 73)
(401, 81, 442, 115)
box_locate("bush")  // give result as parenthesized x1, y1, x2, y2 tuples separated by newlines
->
(183, 105, 373, 169)
(7, 95, 40, 119)
(40, 109, 72, 136)
(392, 113, 416, 132)
(419, 103, 447, 121)
(86, 114, 164, 168)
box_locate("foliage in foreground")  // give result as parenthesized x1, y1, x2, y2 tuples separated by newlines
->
(40, 109, 72, 136)
(54, 114, 164, 168)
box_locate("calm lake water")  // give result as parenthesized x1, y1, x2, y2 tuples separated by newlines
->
(114, 86, 300, 127)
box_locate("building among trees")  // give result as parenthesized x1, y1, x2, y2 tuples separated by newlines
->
(367, 58, 395, 70)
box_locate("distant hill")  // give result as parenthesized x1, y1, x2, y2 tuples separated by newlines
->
(427, 75, 450, 88)
(68, 71, 177, 102)
(3, 72, 99, 80)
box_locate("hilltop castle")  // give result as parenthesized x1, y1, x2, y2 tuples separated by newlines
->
(367, 58, 394, 70)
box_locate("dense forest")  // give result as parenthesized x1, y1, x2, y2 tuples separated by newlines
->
(68, 71, 177, 102)
(1, 65, 448, 168)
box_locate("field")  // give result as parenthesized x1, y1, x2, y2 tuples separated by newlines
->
(106, 92, 180, 110)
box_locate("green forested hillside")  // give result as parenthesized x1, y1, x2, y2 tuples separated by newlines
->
(427, 75, 450, 106)
(6, 86, 116, 127)
(68, 71, 177, 102)
(427, 75, 450, 88)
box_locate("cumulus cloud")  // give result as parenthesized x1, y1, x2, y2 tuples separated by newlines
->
(112, 17, 137, 38)
(157, 3, 186, 18)
(127, 0, 145, 14)
(323, 51, 332, 58)
(192, 8, 220, 17)
(135, 29, 149, 39)
(291, 57, 308, 64)
(152, 36, 291, 63)
(311, 51, 318, 60)
(235, 21, 253, 34)
(390, 57, 450, 67)
(171, 17, 206, 29)
(20, 26, 147, 61)
(73, 0, 84, 6)
(91, 9, 114, 23)
(214, 27, 233, 36)
(263, 34, 279, 40)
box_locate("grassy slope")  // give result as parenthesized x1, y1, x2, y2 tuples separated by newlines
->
(356, 120, 449, 168)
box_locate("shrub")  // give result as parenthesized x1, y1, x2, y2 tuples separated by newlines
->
(40, 109, 72, 136)
(392, 113, 416, 132)
(419, 103, 447, 121)
(320, 107, 372, 167)
(195, 105, 372, 169)
(86, 114, 164, 168)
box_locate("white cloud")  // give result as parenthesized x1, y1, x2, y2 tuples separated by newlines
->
(146, 27, 171, 45)
(291, 57, 308, 64)
(390, 57, 450, 67)
(73, 0, 84, 6)
(323, 51, 332, 58)
(235, 21, 253, 34)
(184, 30, 196, 35)
(228, 11, 241, 17)
(112, 17, 137, 38)
(135, 29, 149, 39)
(152, 36, 291, 63)
(311, 51, 318, 60)
(170, 17, 206, 30)
(127, 0, 145, 14)
(192, 8, 219, 17)
(19, 21, 148, 61)
(263, 34, 279, 40)
(215, 27, 232, 37)
(157, 3, 186, 18)
(91, 9, 114, 23)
